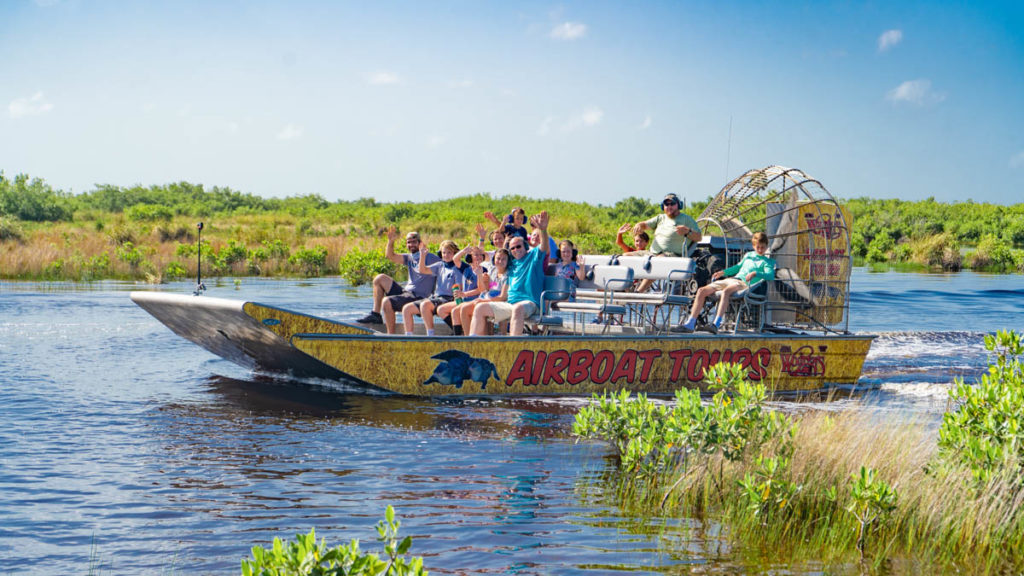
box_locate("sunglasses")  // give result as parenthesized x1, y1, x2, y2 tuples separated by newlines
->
(662, 200, 677, 207)
(510, 244, 526, 250)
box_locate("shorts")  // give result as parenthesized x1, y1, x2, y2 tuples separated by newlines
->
(384, 289, 421, 311)
(487, 301, 538, 323)
(707, 277, 747, 291)
(422, 295, 454, 309)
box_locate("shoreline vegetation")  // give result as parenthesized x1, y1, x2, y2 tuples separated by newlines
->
(2, 172, 1024, 283)
(573, 331, 1024, 574)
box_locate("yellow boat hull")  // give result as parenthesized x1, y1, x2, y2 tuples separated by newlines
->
(133, 292, 873, 396)
(292, 333, 873, 395)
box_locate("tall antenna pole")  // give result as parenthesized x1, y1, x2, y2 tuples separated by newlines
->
(194, 222, 206, 295)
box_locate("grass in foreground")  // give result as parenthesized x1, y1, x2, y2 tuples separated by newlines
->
(573, 330, 1024, 574)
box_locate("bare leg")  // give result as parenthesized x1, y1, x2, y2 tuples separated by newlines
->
(382, 299, 397, 334)
(470, 303, 493, 336)
(688, 285, 716, 321)
(371, 274, 395, 313)
(509, 303, 528, 336)
(421, 300, 436, 332)
(715, 284, 744, 321)
(402, 302, 420, 334)
(436, 301, 457, 326)
(635, 278, 654, 293)
(459, 301, 479, 329)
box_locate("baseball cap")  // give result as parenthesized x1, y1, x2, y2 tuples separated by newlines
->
(662, 193, 681, 206)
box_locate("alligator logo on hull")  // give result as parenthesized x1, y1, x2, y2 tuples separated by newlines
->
(423, 350, 501, 390)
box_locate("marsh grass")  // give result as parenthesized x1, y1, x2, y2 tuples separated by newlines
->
(576, 347, 1024, 574)
(0, 191, 671, 281)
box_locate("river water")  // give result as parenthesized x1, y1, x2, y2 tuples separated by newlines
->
(2, 269, 1023, 574)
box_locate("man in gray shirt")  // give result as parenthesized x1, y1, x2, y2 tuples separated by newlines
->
(627, 193, 701, 292)
(357, 227, 440, 333)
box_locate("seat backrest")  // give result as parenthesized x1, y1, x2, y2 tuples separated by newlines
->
(615, 255, 693, 281)
(591, 265, 634, 291)
(646, 256, 694, 282)
(580, 254, 614, 267)
(540, 275, 573, 307)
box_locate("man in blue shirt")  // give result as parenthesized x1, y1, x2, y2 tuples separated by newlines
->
(356, 227, 440, 333)
(470, 211, 551, 336)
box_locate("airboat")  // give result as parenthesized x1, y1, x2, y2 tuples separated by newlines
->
(132, 166, 874, 396)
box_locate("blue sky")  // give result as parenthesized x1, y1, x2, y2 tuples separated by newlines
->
(2, 0, 1022, 206)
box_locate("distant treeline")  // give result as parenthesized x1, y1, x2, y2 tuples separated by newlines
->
(2, 171, 1023, 279)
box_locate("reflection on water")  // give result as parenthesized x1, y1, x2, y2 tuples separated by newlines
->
(2, 271, 1024, 574)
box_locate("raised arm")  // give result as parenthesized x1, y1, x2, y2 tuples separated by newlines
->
(531, 211, 550, 255)
(453, 244, 472, 263)
(616, 223, 633, 252)
(418, 243, 435, 276)
(384, 226, 404, 265)
(475, 223, 488, 247)
(575, 255, 587, 282)
(483, 211, 501, 227)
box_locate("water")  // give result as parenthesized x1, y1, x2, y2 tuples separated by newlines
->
(2, 269, 1023, 574)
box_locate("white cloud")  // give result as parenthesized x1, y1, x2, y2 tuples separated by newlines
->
(8, 92, 53, 118)
(580, 106, 603, 126)
(638, 115, 652, 130)
(560, 106, 603, 132)
(538, 107, 605, 135)
(427, 135, 446, 149)
(886, 79, 945, 106)
(537, 116, 554, 136)
(277, 123, 303, 141)
(878, 29, 903, 52)
(449, 79, 474, 89)
(1011, 151, 1024, 169)
(550, 21, 587, 40)
(368, 71, 401, 85)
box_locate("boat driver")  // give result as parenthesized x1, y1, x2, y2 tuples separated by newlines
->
(357, 227, 440, 334)
(625, 192, 701, 292)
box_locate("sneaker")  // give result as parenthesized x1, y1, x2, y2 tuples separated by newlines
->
(704, 323, 718, 334)
(670, 322, 694, 333)
(356, 311, 382, 324)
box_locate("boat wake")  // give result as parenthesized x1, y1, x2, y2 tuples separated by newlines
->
(850, 330, 990, 410)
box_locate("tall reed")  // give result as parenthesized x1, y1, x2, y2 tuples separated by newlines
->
(575, 339, 1024, 574)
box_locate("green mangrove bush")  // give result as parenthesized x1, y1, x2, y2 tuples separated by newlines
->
(573, 335, 1024, 573)
(337, 248, 398, 287)
(241, 506, 427, 576)
(573, 363, 796, 484)
(938, 330, 1024, 482)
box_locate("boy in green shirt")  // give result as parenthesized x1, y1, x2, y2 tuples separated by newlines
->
(675, 232, 775, 333)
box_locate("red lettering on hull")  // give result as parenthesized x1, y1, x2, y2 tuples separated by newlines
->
(504, 347, 774, 387)
(780, 345, 827, 377)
